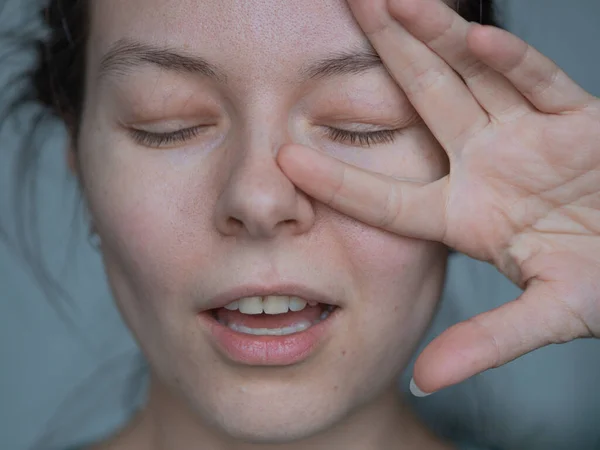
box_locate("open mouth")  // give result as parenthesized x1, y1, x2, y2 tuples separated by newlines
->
(209, 296, 338, 337)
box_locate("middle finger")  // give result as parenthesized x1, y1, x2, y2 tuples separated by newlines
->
(347, 0, 489, 154)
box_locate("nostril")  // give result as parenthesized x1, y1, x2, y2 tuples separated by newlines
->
(225, 217, 244, 232)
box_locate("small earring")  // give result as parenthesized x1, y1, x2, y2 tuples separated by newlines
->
(88, 224, 102, 251)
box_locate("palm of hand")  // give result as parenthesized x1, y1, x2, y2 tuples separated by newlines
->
(447, 105, 600, 344)
(447, 106, 600, 277)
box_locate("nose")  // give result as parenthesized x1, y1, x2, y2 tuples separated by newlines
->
(214, 151, 315, 239)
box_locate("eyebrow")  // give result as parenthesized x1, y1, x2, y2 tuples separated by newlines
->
(99, 39, 227, 82)
(98, 39, 383, 83)
(302, 47, 384, 79)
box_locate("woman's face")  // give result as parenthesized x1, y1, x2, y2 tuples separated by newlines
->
(78, 0, 448, 442)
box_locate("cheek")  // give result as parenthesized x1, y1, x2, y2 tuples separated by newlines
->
(348, 226, 446, 312)
(338, 221, 447, 355)
(321, 220, 446, 396)
(106, 193, 215, 298)
(79, 134, 216, 298)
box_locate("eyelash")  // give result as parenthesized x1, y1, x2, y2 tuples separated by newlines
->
(129, 126, 205, 148)
(129, 126, 401, 148)
(324, 127, 400, 147)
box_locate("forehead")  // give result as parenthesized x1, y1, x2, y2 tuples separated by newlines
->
(89, 0, 370, 76)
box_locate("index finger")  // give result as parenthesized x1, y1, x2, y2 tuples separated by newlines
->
(278, 144, 448, 242)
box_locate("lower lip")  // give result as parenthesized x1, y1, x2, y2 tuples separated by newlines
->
(200, 308, 338, 366)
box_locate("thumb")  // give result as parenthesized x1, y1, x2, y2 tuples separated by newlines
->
(411, 280, 584, 395)
(278, 144, 448, 242)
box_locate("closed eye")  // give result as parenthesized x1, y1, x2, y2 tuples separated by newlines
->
(128, 125, 207, 148)
(325, 127, 401, 147)
(128, 125, 402, 149)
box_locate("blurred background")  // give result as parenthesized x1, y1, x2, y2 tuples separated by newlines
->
(1, 0, 599, 449)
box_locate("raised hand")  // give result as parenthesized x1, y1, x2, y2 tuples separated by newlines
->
(278, 0, 600, 394)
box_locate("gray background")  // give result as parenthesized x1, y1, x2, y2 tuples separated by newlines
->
(1, 1, 599, 449)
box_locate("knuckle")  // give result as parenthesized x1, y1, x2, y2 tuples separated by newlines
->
(550, 296, 593, 341)
(377, 184, 401, 228)
(527, 65, 560, 99)
(459, 57, 488, 83)
(465, 315, 504, 369)
(403, 65, 450, 96)
(424, 14, 456, 48)
(327, 166, 347, 208)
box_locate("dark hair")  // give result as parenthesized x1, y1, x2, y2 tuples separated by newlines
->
(35, 0, 88, 137)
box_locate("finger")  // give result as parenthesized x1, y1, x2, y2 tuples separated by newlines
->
(346, 0, 489, 154)
(278, 144, 448, 241)
(467, 25, 595, 114)
(412, 280, 590, 394)
(388, 0, 533, 119)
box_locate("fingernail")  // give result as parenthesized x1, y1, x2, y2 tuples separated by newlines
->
(409, 377, 433, 398)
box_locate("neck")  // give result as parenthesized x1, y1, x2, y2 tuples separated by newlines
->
(100, 374, 452, 450)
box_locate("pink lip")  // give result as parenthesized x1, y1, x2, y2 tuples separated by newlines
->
(202, 283, 341, 311)
(199, 283, 342, 365)
(200, 308, 339, 366)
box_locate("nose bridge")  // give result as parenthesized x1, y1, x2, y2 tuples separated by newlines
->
(214, 117, 314, 239)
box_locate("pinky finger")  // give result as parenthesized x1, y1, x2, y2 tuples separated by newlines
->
(467, 25, 595, 114)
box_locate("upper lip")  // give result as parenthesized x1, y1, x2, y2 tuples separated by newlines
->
(202, 283, 341, 311)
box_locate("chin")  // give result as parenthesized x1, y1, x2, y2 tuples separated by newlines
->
(190, 381, 355, 445)
(220, 421, 326, 445)
(214, 410, 340, 445)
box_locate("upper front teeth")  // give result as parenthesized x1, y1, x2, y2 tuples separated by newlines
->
(224, 296, 308, 315)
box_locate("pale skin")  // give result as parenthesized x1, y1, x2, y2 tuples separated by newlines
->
(69, 0, 599, 449)
(279, 0, 600, 395)
(81, 0, 454, 449)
